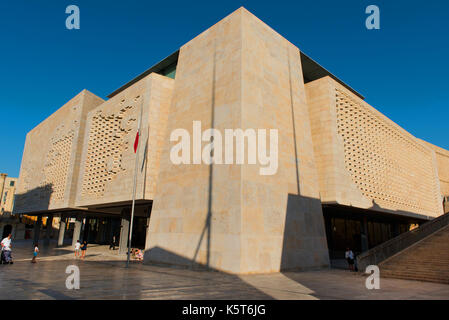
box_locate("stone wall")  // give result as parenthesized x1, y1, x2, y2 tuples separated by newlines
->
(145, 8, 330, 274)
(75, 73, 174, 207)
(419, 140, 449, 198)
(306, 77, 443, 219)
(14, 90, 104, 213)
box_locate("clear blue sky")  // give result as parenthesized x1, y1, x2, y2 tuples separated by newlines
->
(0, 0, 448, 177)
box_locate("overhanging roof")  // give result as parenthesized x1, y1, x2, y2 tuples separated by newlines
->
(107, 50, 179, 99)
(107, 49, 364, 100)
(301, 52, 364, 100)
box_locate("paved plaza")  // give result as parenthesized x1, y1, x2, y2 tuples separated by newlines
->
(0, 240, 448, 300)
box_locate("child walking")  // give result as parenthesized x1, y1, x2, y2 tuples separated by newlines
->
(74, 240, 81, 258)
(31, 243, 39, 263)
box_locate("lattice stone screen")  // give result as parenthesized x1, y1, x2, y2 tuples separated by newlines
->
(335, 88, 441, 216)
(306, 76, 443, 218)
(81, 105, 136, 197)
(419, 139, 449, 199)
(75, 73, 174, 207)
(14, 90, 104, 213)
(43, 127, 75, 201)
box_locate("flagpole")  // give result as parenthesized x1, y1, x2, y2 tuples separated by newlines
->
(126, 100, 144, 268)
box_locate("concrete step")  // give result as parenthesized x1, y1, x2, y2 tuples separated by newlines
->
(381, 269, 449, 275)
(384, 259, 449, 264)
(370, 223, 449, 284)
(380, 270, 449, 277)
(382, 270, 449, 279)
(381, 269, 449, 277)
(382, 259, 449, 267)
(384, 260, 449, 265)
(381, 273, 449, 284)
(381, 264, 449, 271)
(404, 249, 449, 251)
(382, 273, 449, 281)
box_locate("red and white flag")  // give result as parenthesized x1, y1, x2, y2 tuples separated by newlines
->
(133, 114, 142, 153)
(133, 130, 139, 153)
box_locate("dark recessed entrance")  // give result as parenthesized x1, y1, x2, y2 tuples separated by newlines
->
(82, 217, 121, 245)
(323, 204, 424, 260)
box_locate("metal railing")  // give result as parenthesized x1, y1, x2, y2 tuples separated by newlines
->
(357, 212, 449, 271)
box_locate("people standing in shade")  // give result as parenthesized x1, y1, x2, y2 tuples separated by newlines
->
(74, 240, 81, 258)
(109, 235, 116, 250)
(31, 243, 39, 263)
(345, 247, 355, 271)
(81, 241, 87, 259)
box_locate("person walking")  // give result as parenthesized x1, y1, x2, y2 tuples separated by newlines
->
(1, 234, 13, 264)
(31, 243, 39, 263)
(80, 241, 87, 259)
(109, 235, 116, 250)
(74, 240, 81, 258)
(345, 247, 355, 271)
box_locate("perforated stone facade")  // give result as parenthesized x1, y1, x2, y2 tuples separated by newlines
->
(419, 140, 449, 199)
(14, 90, 104, 213)
(306, 77, 443, 218)
(75, 73, 174, 207)
(44, 128, 75, 202)
(81, 105, 136, 198)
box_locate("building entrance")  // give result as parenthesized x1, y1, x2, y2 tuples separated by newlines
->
(82, 217, 121, 245)
(323, 205, 422, 260)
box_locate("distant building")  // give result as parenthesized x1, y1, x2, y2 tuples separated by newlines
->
(13, 8, 449, 273)
(0, 174, 58, 240)
(0, 173, 17, 216)
(0, 173, 24, 239)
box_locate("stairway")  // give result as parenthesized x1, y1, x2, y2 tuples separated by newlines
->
(379, 225, 449, 284)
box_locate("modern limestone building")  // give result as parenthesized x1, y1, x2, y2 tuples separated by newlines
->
(14, 8, 449, 273)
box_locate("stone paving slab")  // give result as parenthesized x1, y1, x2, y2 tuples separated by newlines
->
(0, 240, 448, 300)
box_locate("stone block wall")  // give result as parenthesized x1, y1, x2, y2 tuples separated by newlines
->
(419, 140, 449, 198)
(306, 77, 443, 218)
(145, 8, 330, 274)
(75, 73, 174, 207)
(14, 90, 104, 213)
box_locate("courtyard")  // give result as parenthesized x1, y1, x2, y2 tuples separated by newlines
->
(0, 240, 448, 300)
